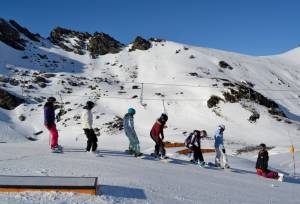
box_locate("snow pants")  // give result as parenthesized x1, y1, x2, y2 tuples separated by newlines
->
(45, 124, 59, 149)
(192, 145, 204, 163)
(84, 129, 98, 152)
(215, 146, 228, 167)
(256, 169, 279, 179)
(150, 133, 166, 157)
(125, 128, 140, 154)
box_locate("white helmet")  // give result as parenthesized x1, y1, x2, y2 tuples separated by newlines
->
(219, 124, 225, 130)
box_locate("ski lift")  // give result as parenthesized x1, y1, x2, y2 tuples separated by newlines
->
(139, 83, 147, 108)
(162, 99, 167, 115)
(56, 91, 65, 122)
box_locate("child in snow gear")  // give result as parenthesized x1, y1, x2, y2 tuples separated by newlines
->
(214, 125, 229, 168)
(256, 143, 283, 181)
(185, 130, 207, 166)
(150, 113, 168, 158)
(123, 108, 142, 157)
(44, 97, 62, 152)
(82, 101, 98, 153)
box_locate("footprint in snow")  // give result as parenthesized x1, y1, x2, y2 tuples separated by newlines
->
(36, 169, 49, 176)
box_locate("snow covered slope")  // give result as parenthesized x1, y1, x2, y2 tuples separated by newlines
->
(1, 32, 300, 149)
(0, 18, 300, 203)
(0, 141, 299, 204)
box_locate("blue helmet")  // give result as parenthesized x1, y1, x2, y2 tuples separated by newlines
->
(128, 108, 136, 114)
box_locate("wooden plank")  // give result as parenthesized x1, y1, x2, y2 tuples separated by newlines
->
(164, 142, 185, 148)
(0, 187, 97, 195)
(177, 148, 215, 155)
(0, 175, 97, 195)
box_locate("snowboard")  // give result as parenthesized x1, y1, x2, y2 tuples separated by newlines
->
(90, 150, 103, 157)
(204, 162, 231, 170)
(125, 150, 143, 157)
(148, 153, 171, 162)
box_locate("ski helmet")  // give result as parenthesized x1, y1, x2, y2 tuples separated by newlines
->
(86, 101, 95, 109)
(128, 108, 136, 114)
(47, 97, 56, 103)
(259, 143, 266, 149)
(200, 130, 207, 137)
(194, 130, 200, 136)
(160, 113, 168, 121)
(219, 124, 225, 130)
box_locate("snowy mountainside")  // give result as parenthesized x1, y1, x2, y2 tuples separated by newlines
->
(0, 18, 300, 151)
(1, 18, 300, 204)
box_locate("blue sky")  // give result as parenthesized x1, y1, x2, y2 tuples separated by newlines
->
(1, 0, 299, 55)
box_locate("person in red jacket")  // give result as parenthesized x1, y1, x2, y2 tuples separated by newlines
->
(150, 113, 168, 158)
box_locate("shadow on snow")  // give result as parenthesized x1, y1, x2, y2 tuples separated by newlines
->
(98, 185, 147, 200)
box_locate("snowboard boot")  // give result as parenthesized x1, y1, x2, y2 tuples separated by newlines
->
(224, 164, 230, 169)
(134, 152, 143, 157)
(160, 155, 169, 160)
(126, 149, 135, 155)
(278, 173, 284, 182)
(198, 161, 207, 167)
(51, 146, 62, 153)
(57, 145, 63, 150)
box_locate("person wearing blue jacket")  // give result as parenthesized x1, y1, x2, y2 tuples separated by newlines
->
(214, 124, 229, 168)
(123, 108, 142, 157)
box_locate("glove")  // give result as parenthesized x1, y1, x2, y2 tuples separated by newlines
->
(46, 123, 53, 129)
(222, 148, 226, 154)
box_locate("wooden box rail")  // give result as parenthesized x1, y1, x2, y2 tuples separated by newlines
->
(0, 175, 98, 195)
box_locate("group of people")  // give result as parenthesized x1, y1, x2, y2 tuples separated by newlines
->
(123, 107, 229, 168)
(44, 97, 98, 153)
(44, 97, 283, 181)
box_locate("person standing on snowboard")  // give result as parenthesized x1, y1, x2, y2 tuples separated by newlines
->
(150, 113, 168, 158)
(185, 130, 207, 166)
(44, 97, 62, 152)
(123, 108, 142, 157)
(256, 143, 284, 181)
(82, 101, 98, 153)
(214, 125, 230, 168)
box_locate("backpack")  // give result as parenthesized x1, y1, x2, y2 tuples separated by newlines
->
(184, 134, 193, 147)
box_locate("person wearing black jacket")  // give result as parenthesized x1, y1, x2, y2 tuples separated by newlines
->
(256, 143, 283, 180)
(185, 130, 207, 166)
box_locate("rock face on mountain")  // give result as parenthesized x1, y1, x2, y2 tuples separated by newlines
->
(9, 20, 40, 42)
(0, 17, 146, 57)
(50, 28, 123, 57)
(88, 32, 123, 58)
(0, 18, 26, 50)
(0, 88, 24, 110)
(222, 83, 286, 117)
(129, 36, 151, 51)
(50, 27, 91, 55)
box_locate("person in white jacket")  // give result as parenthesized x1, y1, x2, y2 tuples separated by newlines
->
(214, 124, 229, 168)
(82, 101, 97, 152)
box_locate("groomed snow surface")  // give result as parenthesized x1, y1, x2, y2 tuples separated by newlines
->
(0, 141, 299, 204)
